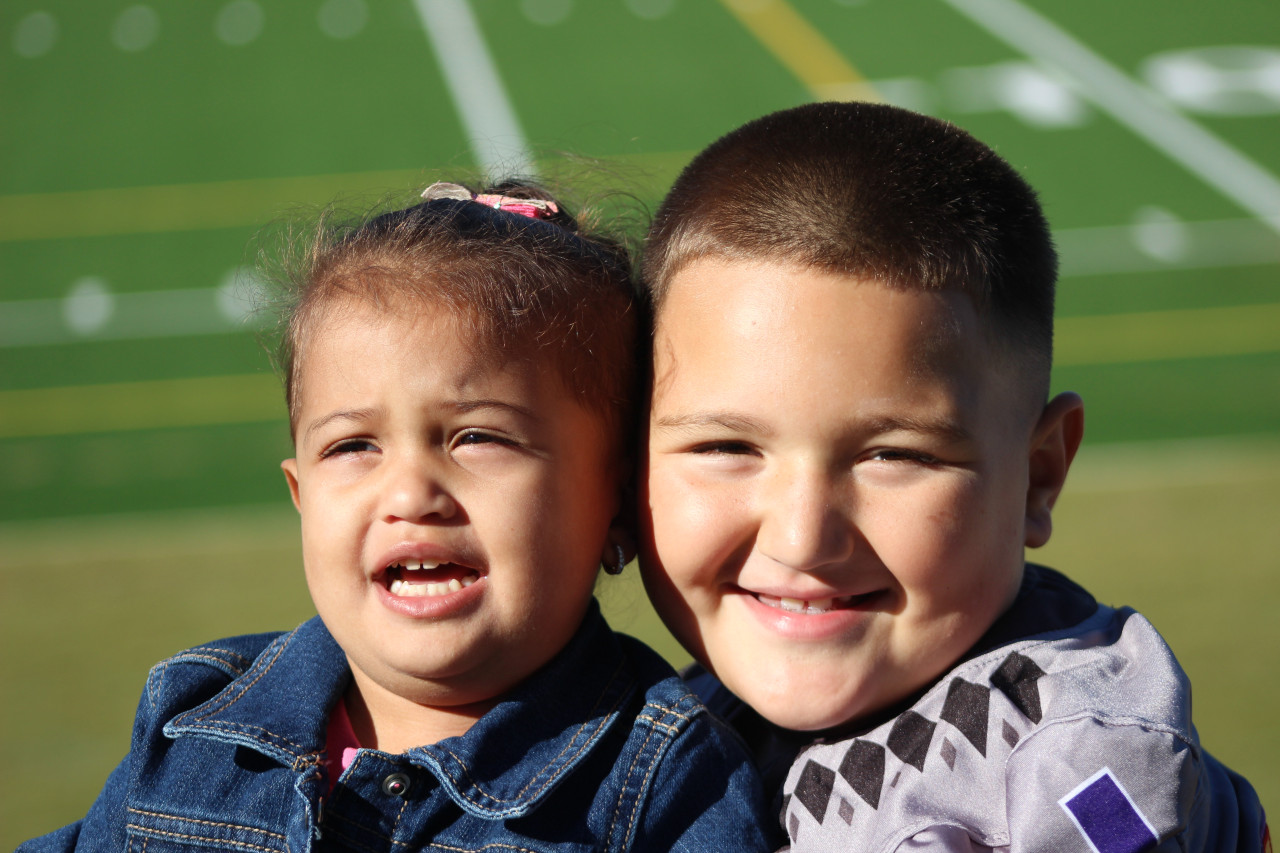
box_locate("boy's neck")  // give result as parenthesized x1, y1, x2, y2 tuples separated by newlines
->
(343, 673, 495, 752)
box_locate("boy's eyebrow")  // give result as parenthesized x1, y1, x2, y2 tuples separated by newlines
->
(652, 411, 774, 435)
(653, 411, 974, 443)
(864, 414, 974, 444)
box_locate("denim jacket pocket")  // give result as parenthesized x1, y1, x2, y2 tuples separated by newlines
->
(124, 806, 292, 853)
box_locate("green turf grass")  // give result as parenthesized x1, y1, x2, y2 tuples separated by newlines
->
(3, 0, 1278, 844)
(4, 437, 1278, 848)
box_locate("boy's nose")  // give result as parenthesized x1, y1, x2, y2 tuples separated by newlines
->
(757, 469, 854, 572)
(380, 455, 458, 522)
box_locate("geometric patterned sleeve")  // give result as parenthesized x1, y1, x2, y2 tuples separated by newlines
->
(1003, 716, 1198, 851)
(780, 607, 1269, 853)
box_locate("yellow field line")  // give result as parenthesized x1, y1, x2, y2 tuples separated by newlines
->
(1055, 302, 1280, 366)
(1, 303, 1277, 439)
(0, 151, 698, 244)
(716, 0, 881, 102)
(0, 169, 427, 243)
(0, 374, 284, 439)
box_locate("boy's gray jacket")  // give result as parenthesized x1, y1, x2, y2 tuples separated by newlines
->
(780, 568, 1268, 852)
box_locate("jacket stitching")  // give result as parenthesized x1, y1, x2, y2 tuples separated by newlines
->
(607, 717, 664, 851)
(182, 646, 255, 670)
(125, 824, 284, 853)
(176, 628, 313, 754)
(636, 702, 695, 735)
(171, 651, 254, 673)
(150, 648, 257, 708)
(426, 844, 540, 852)
(622, 734, 667, 851)
(126, 807, 288, 841)
(174, 720, 310, 754)
(194, 631, 292, 717)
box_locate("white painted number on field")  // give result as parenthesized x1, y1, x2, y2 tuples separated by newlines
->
(1144, 47, 1280, 116)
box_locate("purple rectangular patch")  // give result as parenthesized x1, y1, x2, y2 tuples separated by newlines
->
(1059, 768, 1158, 853)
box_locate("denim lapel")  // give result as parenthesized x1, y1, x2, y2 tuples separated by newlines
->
(164, 616, 348, 768)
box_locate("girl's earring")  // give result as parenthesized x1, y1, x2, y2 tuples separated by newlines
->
(604, 544, 627, 575)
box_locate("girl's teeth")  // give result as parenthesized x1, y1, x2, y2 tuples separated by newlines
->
(393, 561, 440, 571)
(388, 576, 475, 597)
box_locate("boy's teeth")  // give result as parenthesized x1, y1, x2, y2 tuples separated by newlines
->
(765, 595, 839, 614)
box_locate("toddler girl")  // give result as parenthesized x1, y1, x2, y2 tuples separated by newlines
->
(21, 181, 772, 852)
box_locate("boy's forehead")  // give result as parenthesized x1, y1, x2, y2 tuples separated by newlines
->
(649, 257, 1024, 421)
(656, 257, 975, 347)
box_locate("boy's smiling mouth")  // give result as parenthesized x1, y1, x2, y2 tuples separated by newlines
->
(751, 590, 884, 614)
(756, 593, 847, 614)
(384, 561, 482, 598)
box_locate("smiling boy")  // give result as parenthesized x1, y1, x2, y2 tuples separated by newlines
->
(640, 102, 1268, 851)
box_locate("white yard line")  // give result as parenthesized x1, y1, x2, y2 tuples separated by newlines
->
(410, 0, 534, 180)
(938, 0, 1280, 233)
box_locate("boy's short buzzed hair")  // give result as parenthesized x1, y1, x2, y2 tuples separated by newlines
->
(644, 101, 1057, 397)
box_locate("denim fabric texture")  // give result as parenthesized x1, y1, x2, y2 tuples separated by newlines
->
(20, 601, 776, 852)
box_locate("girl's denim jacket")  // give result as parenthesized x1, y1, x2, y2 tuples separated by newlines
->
(22, 602, 776, 852)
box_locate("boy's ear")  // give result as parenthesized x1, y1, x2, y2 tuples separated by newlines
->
(1024, 392, 1085, 549)
(281, 459, 302, 513)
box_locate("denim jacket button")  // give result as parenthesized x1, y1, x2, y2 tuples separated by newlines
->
(381, 772, 411, 797)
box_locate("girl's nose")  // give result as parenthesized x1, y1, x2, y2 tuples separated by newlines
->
(757, 468, 854, 572)
(380, 454, 458, 523)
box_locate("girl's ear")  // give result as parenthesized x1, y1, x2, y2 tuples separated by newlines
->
(1024, 392, 1085, 549)
(601, 462, 638, 572)
(281, 458, 302, 513)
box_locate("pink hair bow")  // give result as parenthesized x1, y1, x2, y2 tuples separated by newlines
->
(422, 182, 559, 220)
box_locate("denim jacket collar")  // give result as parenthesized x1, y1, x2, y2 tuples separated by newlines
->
(164, 616, 347, 770)
(165, 601, 639, 819)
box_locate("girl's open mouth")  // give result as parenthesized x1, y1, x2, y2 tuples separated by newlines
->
(384, 561, 481, 598)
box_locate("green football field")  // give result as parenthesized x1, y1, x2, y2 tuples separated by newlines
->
(2, 0, 1278, 846)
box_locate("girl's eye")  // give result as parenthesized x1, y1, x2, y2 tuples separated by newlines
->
(455, 430, 514, 448)
(323, 439, 376, 457)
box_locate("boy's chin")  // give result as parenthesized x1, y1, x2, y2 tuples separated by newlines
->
(728, 676, 865, 733)
(761, 704, 858, 733)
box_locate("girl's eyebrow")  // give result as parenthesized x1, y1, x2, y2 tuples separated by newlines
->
(302, 400, 541, 444)
(652, 411, 773, 435)
(448, 398, 540, 421)
(303, 407, 379, 445)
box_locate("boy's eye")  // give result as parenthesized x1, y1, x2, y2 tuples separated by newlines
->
(691, 440, 757, 456)
(868, 448, 939, 464)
